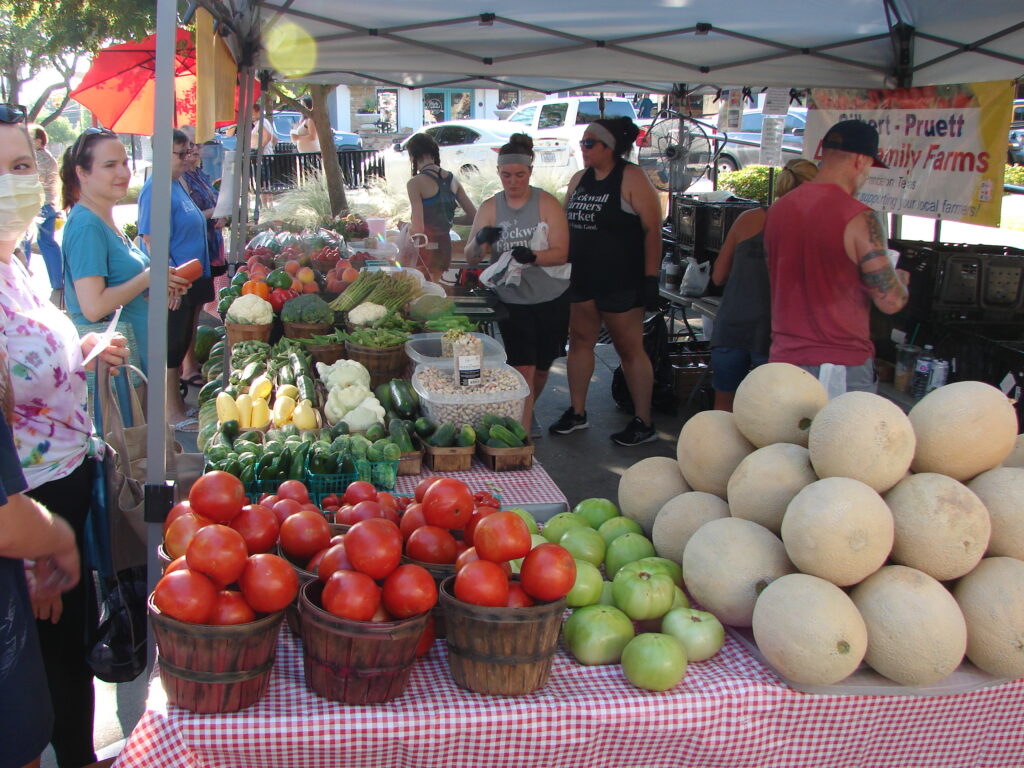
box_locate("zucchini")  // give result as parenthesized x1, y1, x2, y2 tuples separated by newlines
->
(239, 360, 264, 386)
(389, 419, 414, 453)
(198, 380, 222, 406)
(389, 379, 416, 419)
(374, 383, 393, 412)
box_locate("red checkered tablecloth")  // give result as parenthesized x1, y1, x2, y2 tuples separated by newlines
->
(114, 626, 1024, 768)
(394, 458, 569, 511)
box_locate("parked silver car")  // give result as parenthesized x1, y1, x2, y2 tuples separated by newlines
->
(716, 108, 807, 172)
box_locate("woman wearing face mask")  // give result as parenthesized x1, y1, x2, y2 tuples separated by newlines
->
(0, 106, 131, 768)
(61, 128, 189, 374)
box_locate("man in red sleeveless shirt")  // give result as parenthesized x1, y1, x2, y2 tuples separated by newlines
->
(763, 119, 908, 392)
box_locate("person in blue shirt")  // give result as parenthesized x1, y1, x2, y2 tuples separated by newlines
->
(60, 128, 190, 375)
(138, 129, 210, 429)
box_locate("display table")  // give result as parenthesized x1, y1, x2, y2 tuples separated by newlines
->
(113, 626, 1024, 768)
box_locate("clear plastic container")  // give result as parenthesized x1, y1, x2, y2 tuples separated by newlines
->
(411, 363, 528, 426)
(405, 332, 507, 368)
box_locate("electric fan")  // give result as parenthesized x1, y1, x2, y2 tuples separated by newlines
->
(637, 111, 719, 194)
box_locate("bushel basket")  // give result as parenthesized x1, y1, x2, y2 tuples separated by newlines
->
(344, 341, 408, 389)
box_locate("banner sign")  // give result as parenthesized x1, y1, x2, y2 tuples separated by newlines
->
(805, 81, 1015, 228)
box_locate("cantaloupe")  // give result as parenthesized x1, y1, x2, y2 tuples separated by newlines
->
(728, 443, 817, 534)
(682, 517, 794, 627)
(808, 391, 915, 493)
(953, 557, 1024, 679)
(851, 565, 967, 685)
(883, 473, 991, 581)
(733, 363, 828, 447)
(967, 468, 1024, 559)
(781, 477, 893, 587)
(617, 457, 691, 536)
(752, 573, 867, 685)
(999, 435, 1024, 468)
(676, 411, 754, 498)
(908, 381, 1016, 481)
(651, 492, 730, 565)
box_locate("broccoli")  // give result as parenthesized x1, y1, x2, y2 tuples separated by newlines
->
(281, 294, 335, 325)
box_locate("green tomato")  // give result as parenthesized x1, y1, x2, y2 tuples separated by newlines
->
(509, 534, 547, 574)
(598, 581, 615, 605)
(563, 604, 635, 665)
(559, 525, 606, 566)
(671, 585, 691, 611)
(508, 507, 540, 535)
(542, 512, 589, 544)
(598, 515, 643, 545)
(611, 567, 676, 620)
(565, 559, 604, 608)
(618, 556, 684, 588)
(572, 498, 620, 529)
(661, 607, 725, 662)
(604, 532, 657, 579)
(621, 633, 688, 691)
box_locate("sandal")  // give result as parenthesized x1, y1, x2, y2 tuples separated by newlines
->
(180, 374, 204, 389)
(172, 417, 199, 432)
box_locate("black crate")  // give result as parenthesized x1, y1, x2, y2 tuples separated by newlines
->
(704, 200, 761, 251)
(670, 196, 760, 258)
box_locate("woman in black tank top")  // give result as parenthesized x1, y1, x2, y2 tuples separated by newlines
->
(550, 118, 664, 447)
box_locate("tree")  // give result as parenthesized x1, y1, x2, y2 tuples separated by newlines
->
(0, 1, 154, 125)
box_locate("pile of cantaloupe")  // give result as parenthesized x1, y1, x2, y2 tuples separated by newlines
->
(617, 362, 1024, 688)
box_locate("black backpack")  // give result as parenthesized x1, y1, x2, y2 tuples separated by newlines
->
(611, 312, 678, 416)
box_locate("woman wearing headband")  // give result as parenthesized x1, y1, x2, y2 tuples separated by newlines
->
(550, 117, 663, 446)
(405, 132, 477, 284)
(465, 133, 570, 437)
(0, 109, 131, 768)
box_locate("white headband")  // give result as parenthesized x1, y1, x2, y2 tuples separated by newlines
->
(585, 123, 616, 149)
(497, 153, 533, 167)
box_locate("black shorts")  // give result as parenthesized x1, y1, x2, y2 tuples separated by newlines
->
(497, 292, 570, 371)
(567, 278, 643, 313)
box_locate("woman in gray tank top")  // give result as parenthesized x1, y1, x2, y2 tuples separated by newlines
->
(710, 158, 817, 410)
(464, 134, 570, 437)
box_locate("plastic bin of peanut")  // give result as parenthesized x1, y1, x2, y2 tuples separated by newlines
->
(412, 364, 529, 426)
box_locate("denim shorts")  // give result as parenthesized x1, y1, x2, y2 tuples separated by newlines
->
(711, 346, 769, 393)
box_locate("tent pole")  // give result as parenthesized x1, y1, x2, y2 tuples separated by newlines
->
(231, 70, 256, 263)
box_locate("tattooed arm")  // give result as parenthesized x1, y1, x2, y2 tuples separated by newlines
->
(845, 210, 909, 315)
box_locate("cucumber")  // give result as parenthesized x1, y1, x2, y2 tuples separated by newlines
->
(456, 424, 476, 447)
(239, 361, 264, 386)
(489, 424, 523, 448)
(430, 422, 456, 448)
(503, 417, 528, 443)
(487, 436, 510, 449)
(296, 375, 315, 404)
(364, 422, 387, 442)
(389, 419, 415, 453)
(481, 413, 504, 429)
(219, 419, 240, 444)
(414, 417, 436, 438)
(389, 379, 416, 419)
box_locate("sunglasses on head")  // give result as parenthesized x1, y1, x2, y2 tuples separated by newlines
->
(70, 126, 118, 162)
(579, 138, 604, 149)
(0, 104, 27, 125)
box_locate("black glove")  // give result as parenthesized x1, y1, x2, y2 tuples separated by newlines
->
(474, 226, 503, 246)
(511, 246, 537, 264)
(643, 275, 661, 310)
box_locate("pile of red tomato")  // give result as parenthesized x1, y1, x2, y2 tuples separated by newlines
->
(155, 471, 300, 625)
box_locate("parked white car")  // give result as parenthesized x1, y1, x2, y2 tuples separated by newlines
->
(506, 95, 641, 166)
(383, 119, 575, 186)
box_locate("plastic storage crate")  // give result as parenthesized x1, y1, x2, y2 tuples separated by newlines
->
(404, 332, 507, 368)
(411, 364, 529, 427)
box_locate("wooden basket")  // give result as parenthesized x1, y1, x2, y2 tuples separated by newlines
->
(398, 448, 423, 476)
(439, 576, 564, 695)
(422, 441, 475, 472)
(401, 556, 456, 639)
(308, 343, 346, 366)
(148, 596, 284, 713)
(283, 321, 334, 340)
(299, 580, 428, 704)
(226, 321, 272, 349)
(277, 544, 318, 636)
(344, 341, 408, 389)
(476, 438, 534, 471)
(157, 544, 173, 572)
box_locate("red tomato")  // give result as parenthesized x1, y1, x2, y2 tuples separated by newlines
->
(317, 542, 355, 582)
(306, 548, 329, 574)
(377, 492, 397, 512)
(164, 500, 193, 532)
(344, 518, 402, 580)
(473, 511, 532, 563)
(519, 543, 576, 602)
(396, 496, 412, 511)
(414, 477, 440, 503)
(188, 471, 246, 523)
(352, 500, 383, 519)
(406, 525, 458, 564)
(321, 569, 380, 621)
(229, 504, 280, 554)
(163, 512, 212, 559)
(208, 590, 256, 625)
(422, 478, 474, 529)
(153, 570, 217, 623)
(259, 493, 279, 507)
(382, 564, 438, 619)
(299, 502, 322, 514)
(276, 479, 310, 504)
(343, 480, 378, 506)
(454, 547, 512, 576)
(271, 498, 303, 525)
(164, 555, 189, 575)
(279, 509, 332, 561)
(415, 614, 436, 657)
(321, 493, 341, 508)
(370, 603, 394, 623)
(454, 560, 509, 607)
(185, 524, 248, 588)
(506, 582, 536, 608)
(399, 503, 427, 539)
(474, 490, 501, 509)
(238, 553, 299, 613)
(329, 534, 346, 546)
(463, 505, 498, 546)
(380, 505, 400, 526)
(454, 540, 469, 558)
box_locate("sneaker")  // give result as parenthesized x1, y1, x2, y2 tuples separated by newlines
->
(549, 407, 589, 435)
(530, 414, 543, 440)
(611, 417, 657, 446)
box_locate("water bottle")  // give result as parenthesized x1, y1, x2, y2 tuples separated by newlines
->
(663, 254, 682, 291)
(911, 345, 935, 399)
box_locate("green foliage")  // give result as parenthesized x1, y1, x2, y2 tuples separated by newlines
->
(122, 222, 138, 242)
(117, 185, 141, 205)
(1006, 165, 1024, 188)
(717, 165, 777, 205)
(43, 115, 75, 145)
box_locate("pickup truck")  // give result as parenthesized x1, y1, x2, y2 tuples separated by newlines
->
(505, 95, 642, 169)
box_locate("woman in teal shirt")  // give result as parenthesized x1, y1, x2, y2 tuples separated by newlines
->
(60, 128, 188, 374)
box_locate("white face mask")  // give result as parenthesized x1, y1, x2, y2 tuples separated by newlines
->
(0, 173, 42, 240)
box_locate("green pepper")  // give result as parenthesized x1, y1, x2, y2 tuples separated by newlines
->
(266, 268, 294, 289)
(231, 270, 250, 287)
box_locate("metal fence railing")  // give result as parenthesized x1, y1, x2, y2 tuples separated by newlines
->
(249, 149, 385, 192)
